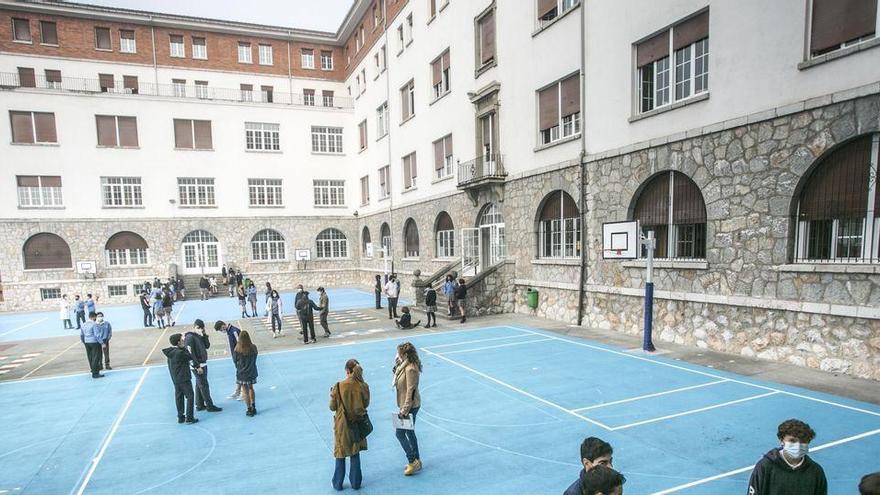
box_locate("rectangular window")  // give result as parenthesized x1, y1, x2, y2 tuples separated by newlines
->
(95, 27, 111, 50)
(430, 0, 437, 18)
(810, 0, 878, 56)
(400, 79, 415, 121)
(376, 102, 388, 138)
(311, 126, 344, 154)
(431, 49, 451, 99)
(437, 230, 455, 258)
(313, 179, 346, 206)
(303, 88, 315, 106)
(192, 37, 207, 59)
(45, 69, 62, 89)
(95, 115, 139, 148)
(433, 134, 454, 179)
(358, 120, 368, 150)
(240, 83, 253, 102)
(173, 119, 213, 150)
(245, 122, 280, 151)
(402, 152, 418, 190)
(195, 80, 209, 99)
(379, 165, 391, 198)
(10, 111, 56, 144)
(248, 178, 283, 206)
(99, 73, 114, 92)
(360, 175, 370, 206)
(361, 69, 367, 94)
(397, 25, 405, 53)
(108, 285, 128, 297)
(17, 67, 35, 88)
(17, 175, 63, 207)
(322, 90, 334, 107)
(169, 35, 185, 57)
(258, 44, 273, 65)
(238, 42, 252, 63)
(321, 50, 334, 70)
(40, 21, 58, 45)
(538, 0, 580, 26)
(301, 48, 315, 69)
(101, 176, 143, 207)
(538, 73, 581, 145)
(380, 45, 387, 71)
(477, 8, 496, 69)
(119, 29, 136, 53)
(261, 85, 274, 103)
(177, 177, 215, 206)
(406, 14, 413, 43)
(172, 78, 186, 97)
(12, 18, 31, 43)
(40, 288, 61, 300)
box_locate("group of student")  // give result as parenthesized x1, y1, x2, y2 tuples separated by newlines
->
(58, 293, 98, 330)
(564, 422, 880, 495)
(78, 310, 113, 377)
(374, 273, 469, 331)
(138, 280, 181, 329)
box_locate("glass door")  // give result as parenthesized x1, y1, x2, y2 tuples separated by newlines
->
(461, 228, 480, 276)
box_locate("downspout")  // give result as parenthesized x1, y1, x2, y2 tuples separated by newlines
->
(149, 18, 158, 88)
(383, 0, 395, 275)
(287, 31, 293, 104)
(576, 0, 587, 326)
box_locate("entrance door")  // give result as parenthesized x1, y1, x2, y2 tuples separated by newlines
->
(461, 228, 480, 276)
(181, 230, 221, 275)
(477, 203, 506, 269)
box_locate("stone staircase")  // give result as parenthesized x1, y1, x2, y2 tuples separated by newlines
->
(410, 259, 513, 319)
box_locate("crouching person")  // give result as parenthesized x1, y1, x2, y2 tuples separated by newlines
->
(163, 333, 198, 424)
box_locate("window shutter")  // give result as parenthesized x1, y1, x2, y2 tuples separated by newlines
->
(403, 156, 413, 185)
(673, 11, 709, 50)
(432, 58, 442, 86)
(99, 73, 114, 89)
(634, 173, 670, 226)
(405, 221, 419, 252)
(410, 153, 417, 179)
(437, 212, 454, 231)
(96, 115, 117, 146)
(41, 22, 58, 45)
(323, 90, 334, 98)
(240, 83, 252, 92)
(560, 74, 580, 117)
(538, 84, 559, 131)
(17, 175, 39, 187)
(174, 119, 193, 149)
(18, 67, 35, 88)
(95, 27, 111, 49)
(45, 70, 61, 83)
(123, 75, 138, 92)
(33, 112, 56, 143)
(359, 122, 366, 148)
(434, 140, 445, 170)
(442, 50, 450, 70)
(540, 193, 562, 221)
(637, 31, 670, 67)
(400, 87, 410, 118)
(23, 233, 72, 270)
(562, 191, 579, 218)
(672, 173, 707, 224)
(118, 117, 138, 147)
(193, 120, 213, 149)
(379, 167, 387, 188)
(811, 0, 878, 53)
(538, 0, 557, 19)
(13, 18, 31, 42)
(106, 231, 148, 250)
(480, 11, 496, 63)
(10, 111, 34, 143)
(799, 135, 872, 221)
(41, 176, 62, 187)
(444, 135, 453, 159)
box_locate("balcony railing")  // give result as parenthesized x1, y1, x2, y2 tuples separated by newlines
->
(0, 72, 354, 109)
(457, 153, 506, 186)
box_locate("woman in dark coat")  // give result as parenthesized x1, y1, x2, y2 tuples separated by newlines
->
(330, 359, 370, 491)
(233, 330, 258, 416)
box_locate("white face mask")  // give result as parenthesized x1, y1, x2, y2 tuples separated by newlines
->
(782, 441, 808, 460)
(96, 317, 104, 323)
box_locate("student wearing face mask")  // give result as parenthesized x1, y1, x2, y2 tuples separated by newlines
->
(93, 312, 113, 370)
(747, 419, 827, 495)
(564, 437, 614, 495)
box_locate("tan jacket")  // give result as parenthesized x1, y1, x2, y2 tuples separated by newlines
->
(394, 360, 421, 415)
(329, 376, 371, 458)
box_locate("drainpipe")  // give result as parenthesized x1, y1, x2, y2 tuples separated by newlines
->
(149, 18, 158, 88)
(383, 0, 395, 275)
(576, 0, 587, 326)
(287, 31, 293, 104)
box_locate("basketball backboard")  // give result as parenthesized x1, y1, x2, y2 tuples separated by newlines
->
(294, 249, 312, 261)
(602, 221, 639, 259)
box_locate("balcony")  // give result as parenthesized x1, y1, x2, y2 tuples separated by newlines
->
(0, 72, 354, 109)
(457, 153, 507, 204)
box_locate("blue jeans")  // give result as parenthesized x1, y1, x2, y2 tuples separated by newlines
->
(395, 407, 420, 463)
(332, 454, 361, 490)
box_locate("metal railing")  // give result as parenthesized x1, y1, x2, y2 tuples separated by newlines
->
(457, 153, 506, 186)
(0, 72, 354, 109)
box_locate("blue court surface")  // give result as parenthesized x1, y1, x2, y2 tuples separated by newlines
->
(2, 325, 878, 494)
(0, 288, 407, 342)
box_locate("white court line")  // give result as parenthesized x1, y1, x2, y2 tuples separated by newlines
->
(424, 348, 614, 431)
(572, 379, 730, 412)
(652, 427, 880, 494)
(74, 367, 150, 495)
(609, 391, 779, 431)
(0, 317, 49, 338)
(424, 332, 533, 350)
(439, 338, 553, 356)
(22, 341, 81, 379)
(510, 327, 880, 420)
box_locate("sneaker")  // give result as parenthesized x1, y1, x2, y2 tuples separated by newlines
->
(196, 406, 206, 411)
(227, 393, 240, 400)
(273, 333, 278, 339)
(206, 405, 223, 412)
(177, 416, 185, 424)
(323, 332, 331, 338)
(184, 418, 199, 424)
(92, 374, 105, 379)
(105, 365, 112, 370)
(410, 459, 422, 475)
(236, 395, 244, 401)
(310, 339, 317, 344)
(246, 408, 254, 417)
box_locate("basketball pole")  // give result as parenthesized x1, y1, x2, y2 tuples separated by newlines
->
(641, 231, 656, 352)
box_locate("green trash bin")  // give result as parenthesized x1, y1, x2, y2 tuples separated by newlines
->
(526, 288, 539, 309)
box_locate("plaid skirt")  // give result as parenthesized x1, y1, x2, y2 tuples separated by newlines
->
(237, 378, 257, 385)
(426, 305, 437, 313)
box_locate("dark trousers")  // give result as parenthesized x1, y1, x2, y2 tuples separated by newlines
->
(388, 297, 399, 318)
(63, 318, 73, 329)
(395, 407, 420, 463)
(192, 366, 215, 408)
(102, 341, 110, 366)
(319, 312, 330, 335)
(333, 454, 362, 491)
(374, 289, 382, 309)
(84, 343, 102, 376)
(174, 381, 195, 420)
(299, 315, 315, 342)
(76, 311, 86, 329)
(143, 307, 153, 327)
(271, 313, 282, 333)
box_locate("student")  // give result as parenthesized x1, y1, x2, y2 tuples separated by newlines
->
(564, 437, 614, 495)
(74, 295, 86, 329)
(747, 419, 827, 495)
(228, 268, 237, 297)
(330, 359, 370, 491)
(237, 284, 249, 318)
(580, 465, 626, 495)
(80, 312, 104, 378)
(162, 288, 176, 327)
(374, 274, 383, 309)
(395, 307, 421, 330)
(214, 320, 243, 400)
(264, 282, 273, 316)
(209, 276, 218, 295)
(268, 290, 283, 338)
(424, 286, 437, 328)
(59, 294, 73, 330)
(295, 287, 321, 344)
(443, 275, 457, 316)
(860, 473, 880, 495)
(233, 330, 259, 416)
(384, 275, 400, 319)
(221, 264, 228, 284)
(177, 276, 186, 300)
(454, 278, 468, 324)
(139, 291, 154, 327)
(393, 342, 422, 476)
(85, 293, 98, 315)
(317, 287, 331, 338)
(162, 333, 198, 424)
(246, 282, 258, 318)
(185, 319, 223, 413)
(199, 276, 209, 300)
(94, 311, 113, 370)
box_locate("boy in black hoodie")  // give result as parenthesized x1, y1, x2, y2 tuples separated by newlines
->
(747, 419, 827, 495)
(163, 333, 198, 424)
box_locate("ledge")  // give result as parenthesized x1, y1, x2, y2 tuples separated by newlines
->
(531, 258, 580, 266)
(629, 92, 710, 123)
(531, 2, 581, 38)
(534, 133, 581, 153)
(431, 175, 453, 185)
(401, 257, 420, 262)
(429, 90, 451, 106)
(399, 114, 415, 126)
(10, 142, 60, 147)
(313, 205, 347, 209)
(244, 149, 283, 154)
(401, 186, 418, 194)
(798, 37, 880, 70)
(474, 60, 497, 79)
(514, 278, 579, 291)
(773, 263, 880, 274)
(621, 259, 709, 270)
(311, 151, 346, 156)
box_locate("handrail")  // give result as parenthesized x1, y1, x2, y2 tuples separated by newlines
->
(457, 153, 506, 186)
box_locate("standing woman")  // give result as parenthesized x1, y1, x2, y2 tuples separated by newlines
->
(162, 288, 176, 327)
(246, 282, 258, 318)
(237, 283, 249, 318)
(443, 275, 457, 316)
(232, 330, 259, 416)
(269, 290, 283, 338)
(330, 359, 370, 491)
(394, 342, 423, 476)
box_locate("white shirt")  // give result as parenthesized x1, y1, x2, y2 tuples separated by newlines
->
(384, 281, 399, 298)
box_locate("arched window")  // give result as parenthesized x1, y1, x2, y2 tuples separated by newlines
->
(316, 228, 349, 259)
(182, 230, 218, 243)
(537, 190, 580, 258)
(435, 211, 455, 258)
(380, 222, 391, 258)
(795, 134, 879, 262)
(105, 231, 149, 266)
(251, 229, 286, 261)
(23, 233, 72, 270)
(478, 203, 506, 264)
(404, 219, 420, 258)
(362, 226, 372, 256)
(632, 171, 706, 259)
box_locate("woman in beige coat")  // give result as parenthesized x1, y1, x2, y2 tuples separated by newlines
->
(394, 342, 423, 476)
(330, 358, 370, 491)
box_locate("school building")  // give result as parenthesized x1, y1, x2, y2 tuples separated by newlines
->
(0, 0, 879, 379)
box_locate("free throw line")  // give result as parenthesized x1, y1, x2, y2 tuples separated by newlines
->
(608, 391, 779, 431)
(22, 341, 81, 379)
(572, 379, 730, 412)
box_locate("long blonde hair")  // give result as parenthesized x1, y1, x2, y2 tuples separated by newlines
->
(345, 358, 364, 382)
